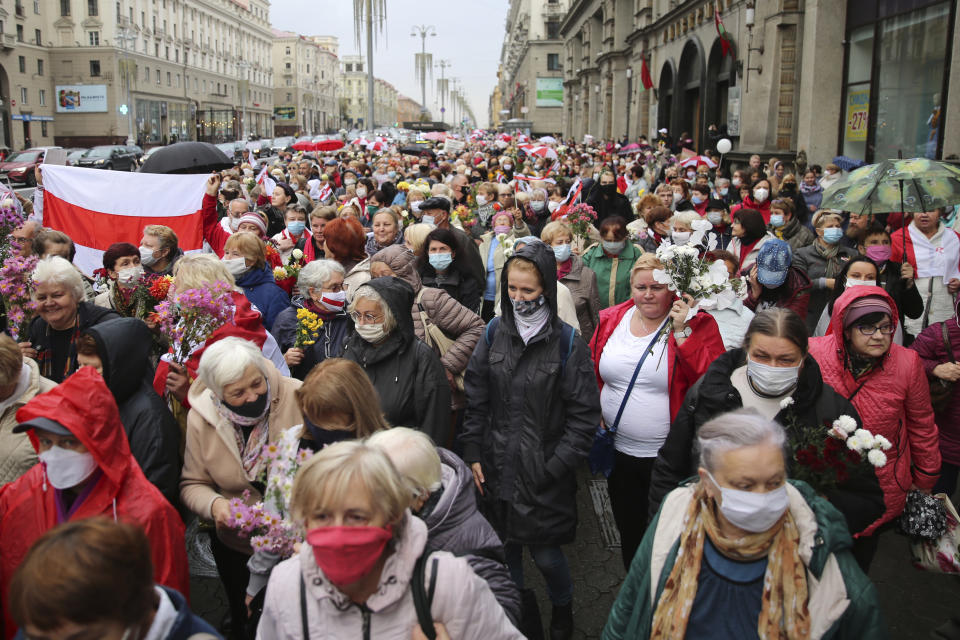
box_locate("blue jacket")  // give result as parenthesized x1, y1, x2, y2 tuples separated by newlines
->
(236, 265, 289, 331)
(271, 302, 353, 380)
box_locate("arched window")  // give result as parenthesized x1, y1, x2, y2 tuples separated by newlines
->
(657, 61, 674, 134)
(706, 37, 737, 140)
(676, 39, 705, 150)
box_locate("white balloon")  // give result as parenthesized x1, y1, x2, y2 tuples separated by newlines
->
(716, 138, 732, 154)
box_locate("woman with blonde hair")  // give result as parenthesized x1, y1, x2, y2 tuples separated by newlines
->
(541, 220, 601, 339)
(404, 222, 434, 255)
(257, 441, 523, 639)
(222, 231, 289, 330)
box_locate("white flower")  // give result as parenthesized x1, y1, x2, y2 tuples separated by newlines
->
(691, 219, 712, 233)
(853, 428, 872, 442)
(779, 397, 795, 409)
(291, 248, 303, 261)
(867, 449, 887, 467)
(846, 434, 864, 451)
(497, 233, 507, 243)
(652, 269, 672, 285)
(706, 231, 719, 251)
(874, 435, 893, 451)
(833, 415, 858, 435)
(678, 245, 699, 258)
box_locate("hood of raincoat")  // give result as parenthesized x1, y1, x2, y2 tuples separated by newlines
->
(83, 317, 152, 405)
(359, 276, 416, 349)
(499, 241, 558, 337)
(371, 244, 423, 293)
(826, 285, 900, 360)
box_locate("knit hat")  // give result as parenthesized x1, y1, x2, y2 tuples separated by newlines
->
(756, 239, 793, 287)
(843, 295, 892, 329)
(238, 213, 267, 236)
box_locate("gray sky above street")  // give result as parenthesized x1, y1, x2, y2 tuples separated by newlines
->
(271, 0, 508, 128)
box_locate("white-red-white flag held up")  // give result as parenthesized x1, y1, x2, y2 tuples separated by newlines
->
(41, 165, 209, 276)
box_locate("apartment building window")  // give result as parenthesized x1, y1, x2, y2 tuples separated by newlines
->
(166, 71, 171, 86)
(285, 62, 291, 70)
(165, 46, 169, 59)
(88, 31, 100, 46)
(41, 121, 47, 137)
(38, 89, 45, 105)
(33, 0, 39, 14)
(154, 43, 159, 57)
(140, 10, 144, 26)
(19, 88, 27, 104)
(17, 56, 25, 73)
(90, 59, 100, 76)
(34, 29, 41, 45)
(87, 0, 97, 16)
(60, 0, 70, 16)
(144, 66, 149, 81)
(547, 21, 560, 39)
(36, 59, 42, 75)
(547, 53, 561, 70)
(285, 78, 291, 86)
(116, 1, 121, 22)
(152, 16, 156, 31)
(16, 25, 23, 42)
(345, 63, 352, 72)
(155, 69, 160, 84)
(175, 49, 179, 62)
(174, 74, 179, 88)
(286, 92, 292, 101)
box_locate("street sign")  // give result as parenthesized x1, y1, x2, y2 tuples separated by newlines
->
(119, 104, 128, 115)
(440, 107, 445, 113)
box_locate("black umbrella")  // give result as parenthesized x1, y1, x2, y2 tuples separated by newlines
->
(139, 141, 234, 174)
(399, 146, 436, 159)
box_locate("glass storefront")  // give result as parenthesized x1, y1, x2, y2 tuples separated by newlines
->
(136, 99, 193, 144)
(841, 0, 953, 162)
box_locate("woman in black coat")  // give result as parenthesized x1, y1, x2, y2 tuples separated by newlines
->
(417, 227, 483, 312)
(461, 242, 601, 639)
(586, 170, 633, 225)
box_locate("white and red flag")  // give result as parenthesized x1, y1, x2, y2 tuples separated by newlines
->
(41, 165, 209, 276)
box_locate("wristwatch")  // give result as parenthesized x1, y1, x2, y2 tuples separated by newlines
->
(673, 326, 692, 339)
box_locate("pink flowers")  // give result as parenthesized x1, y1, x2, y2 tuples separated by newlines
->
(0, 254, 38, 340)
(225, 490, 299, 556)
(150, 280, 235, 363)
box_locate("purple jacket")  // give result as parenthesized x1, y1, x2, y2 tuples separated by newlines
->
(911, 317, 960, 465)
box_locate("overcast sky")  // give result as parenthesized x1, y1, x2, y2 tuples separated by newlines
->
(270, 0, 508, 128)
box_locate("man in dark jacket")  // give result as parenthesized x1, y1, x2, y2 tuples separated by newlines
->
(586, 171, 633, 225)
(76, 318, 181, 506)
(341, 277, 451, 444)
(420, 196, 485, 288)
(648, 348, 886, 536)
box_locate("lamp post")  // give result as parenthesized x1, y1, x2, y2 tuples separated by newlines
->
(237, 60, 250, 141)
(410, 24, 436, 119)
(117, 26, 137, 144)
(435, 59, 450, 124)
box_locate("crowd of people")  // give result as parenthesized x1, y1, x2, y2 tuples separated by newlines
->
(0, 130, 958, 640)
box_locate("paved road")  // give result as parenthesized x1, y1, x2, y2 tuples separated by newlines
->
(189, 467, 960, 639)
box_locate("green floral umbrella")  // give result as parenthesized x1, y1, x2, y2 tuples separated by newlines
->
(821, 158, 960, 215)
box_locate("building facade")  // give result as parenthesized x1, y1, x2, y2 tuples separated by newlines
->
(495, 0, 568, 136)
(339, 54, 397, 129)
(272, 29, 338, 136)
(397, 94, 423, 124)
(557, 0, 959, 166)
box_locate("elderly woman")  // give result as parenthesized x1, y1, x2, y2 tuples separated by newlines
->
(260, 182, 296, 236)
(418, 226, 483, 312)
(604, 410, 886, 640)
(728, 208, 775, 269)
(794, 210, 859, 334)
(478, 210, 528, 321)
(582, 216, 645, 309)
(270, 203, 315, 263)
(809, 287, 940, 570)
(542, 220, 601, 339)
(650, 308, 885, 539)
(309, 205, 337, 259)
(462, 242, 601, 640)
(222, 231, 290, 330)
(271, 260, 352, 380)
(323, 217, 370, 302)
(257, 441, 523, 639)
(590, 253, 725, 567)
(365, 207, 404, 256)
(638, 204, 672, 253)
(139, 224, 182, 277)
(342, 278, 451, 443)
(180, 336, 303, 639)
(19, 256, 120, 383)
(368, 427, 522, 626)
(93, 242, 144, 313)
(732, 177, 774, 224)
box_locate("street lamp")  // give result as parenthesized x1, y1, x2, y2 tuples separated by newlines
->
(410, 25, 436, 118)
(435, 59, 450, 124)
(116, 26, 137, 145)
(237, 60, 250, 141)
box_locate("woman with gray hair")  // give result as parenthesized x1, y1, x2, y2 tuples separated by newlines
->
(180, 336, 303, 639)
(19, 255, 119, 382)
(604, 409, 886, 640)
(271, 259, 354, 380)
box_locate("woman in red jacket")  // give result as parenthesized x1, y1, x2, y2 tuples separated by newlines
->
(809, 286, 941, 570)
(589, 253, 724, 568)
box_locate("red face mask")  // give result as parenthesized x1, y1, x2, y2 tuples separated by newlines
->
(306, 524, 393, 586)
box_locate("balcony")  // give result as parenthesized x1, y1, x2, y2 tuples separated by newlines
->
(0, 34, 14, 49)
(14, 3, 24, 18)
(543, 2, 565, 19)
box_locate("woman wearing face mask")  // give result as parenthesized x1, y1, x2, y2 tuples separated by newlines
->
(417, 228, 483, 312)
(323, 217, 371, 303)
(668, 211, 702, 247)
(527, 187, 551, 236)
(582, 216, 644, 309)
(272, 260, 352, 380)
(727, 208, 775, 269)
(542, 221, 601, 339)
(364, 208, 404, 257)
(668, 179, 695, 213)
(259, 183, 296, 237)
(590, 254, 724, 569)
(180, 337, 303, 639)
(732, 178, 774, 224)
(649, 308, 885, 537)
(819, 163, 843, 190)
(777, 174, 809, 227)
(744, 239, 812, 320)
(857, 224, 922, 335)
(270, 204, 315, 264)
(221, 232, 290, 331)
(638, 205, 672, 253)
(342, 278, 451, 444)
(703, 200, 733, 249)
(606, 410, 885, 640)
(586, 170, 634, 225)
(793, 211, 859, 334)
(335, 170, 358, 198)
(93, 242, 146, 314)
(799, 170, 824, 219)
(768, 198, 814, 252)
(810, 288, 940, 570)
(258, 441, 522, 640)
(476, 211, 529, 321)
(689, 183, 711, 216)
(462, 243, 601, 640)
(0, 368, 190, 640)
(814, 257, 888, 339)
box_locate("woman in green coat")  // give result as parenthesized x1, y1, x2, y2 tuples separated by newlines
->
(582, 216, 644, 309)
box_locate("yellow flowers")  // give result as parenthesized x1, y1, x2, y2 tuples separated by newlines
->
(273, 266, 288, 280)
(294, 307, 323, 347)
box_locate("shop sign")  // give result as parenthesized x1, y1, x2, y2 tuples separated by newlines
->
(845, 89, 869, 142)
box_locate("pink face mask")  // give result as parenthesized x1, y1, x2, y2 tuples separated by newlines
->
(493, 225, 512, 235)
(865, 245, 892, 263)
(306, 524, 393, 587)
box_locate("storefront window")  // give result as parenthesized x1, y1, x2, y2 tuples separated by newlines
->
(841, 25, 873, 160)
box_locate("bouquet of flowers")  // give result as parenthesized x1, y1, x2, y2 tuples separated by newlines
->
(225, 489, 300, 556)
(782, 401, 890, 493)
(294, 307, 322, 348)
(106, 273, 173, 320)
(565, 203, 598, 240)
(653, 220, 745, 310)
(272, 248, 304, 283)
(0, 196, 25, 263)
(0, 254, 37, 341)
(149, 280, 235, 364)
(499, 233, 518, 259)
(452, 204, 477, 231)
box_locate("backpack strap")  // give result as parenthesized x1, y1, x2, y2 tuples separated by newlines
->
(484, 316, 500, 347)
(411, 550, 438, 640)
(299, 575, 311, 640)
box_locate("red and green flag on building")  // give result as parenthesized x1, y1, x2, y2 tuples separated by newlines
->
(715, 2, 733, 57)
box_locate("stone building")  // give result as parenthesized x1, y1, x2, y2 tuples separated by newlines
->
(397, 94, 424, 124)
(272, 29, 339, 136)
(557, 0, 959, 165)
(339, 54, 397, 129)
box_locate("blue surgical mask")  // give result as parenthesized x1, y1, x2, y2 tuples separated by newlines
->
(422, 215, 436, 226)
(822, 227, 843, 244)
(770, 214, 784, 228)
(602, 239, 626, 255)
(286, 221, 306, 235)
(428, 253, 453, 271)
(691, 195, 704, 205)
(553, 244, 572, 262)
(719, 187, 729, 196)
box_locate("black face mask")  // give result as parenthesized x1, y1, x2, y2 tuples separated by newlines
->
(419, 164, 429, 171)
(221, 190, 239, 201)
(302, 414, 354, 448)
(224, 391, 269, 419)
(601, 183, 617, 196)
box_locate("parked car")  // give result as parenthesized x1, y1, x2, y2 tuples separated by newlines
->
(64, 148, 88, 166)
(73, 145, 138, 171)
(271, 136, 295, 152)
(0, 146, 61, 186)
(125, 144, 144, 163)
(139, 145, 165, 167)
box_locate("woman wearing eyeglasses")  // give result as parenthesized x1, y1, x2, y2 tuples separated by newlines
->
(341, 277, 451, 444)
(809, 286, 941, 571)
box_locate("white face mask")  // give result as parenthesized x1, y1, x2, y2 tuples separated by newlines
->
(672, 192, 682, 204)
(672, 230, 692, 244)
(476, 195, 488, 206)
(356, 186, 367, 198)
(706, 211, 724, 225)
(229, 217, 241, 231)
(421, 215, 436, 226)
(39, 445, 98, 490)
(845, 278, 876, 289)
(705, 470, 789, 533)
(753, 188, 770, 203)
(139, 245, 158, 267)
(355, 322, 386, 343)
(746, 357, 800, 396)
(410, 201, 422, 214)
(221, 257, 248, 276)
(116, 265, 143, 285)
(548, 201, 560, 213)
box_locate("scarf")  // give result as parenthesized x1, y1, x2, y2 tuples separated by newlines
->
(557, 258, 573, 280)
(650, 484, 810, 640)
(813, 240, 842, 278)
(908, 223, 960, 280)
(38, 313, 81, 381)
(776, 218, 801, 242)
(845, 344, 880, 380)
(798, 182, 821, 196)
(215, 380, 272, 480)
(514, 303, 551, 344)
